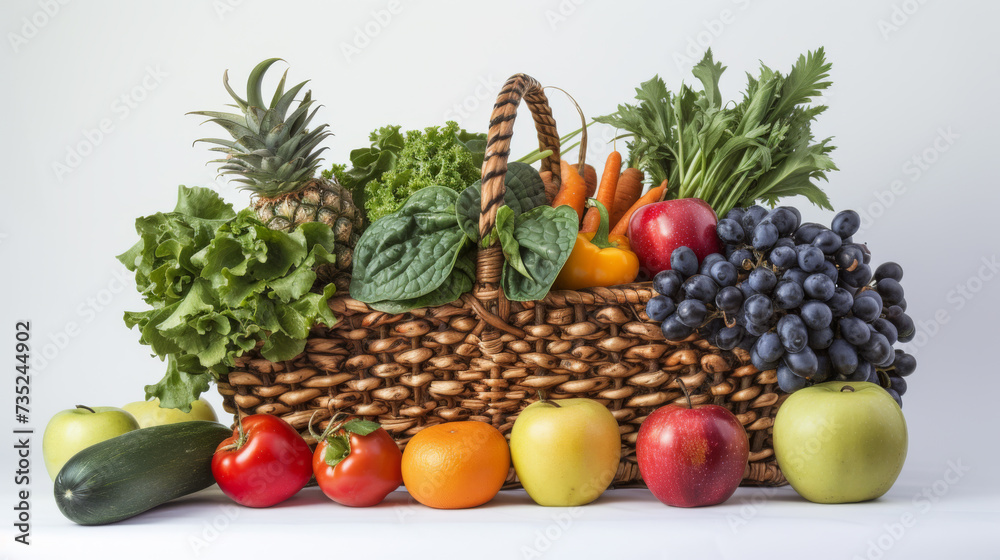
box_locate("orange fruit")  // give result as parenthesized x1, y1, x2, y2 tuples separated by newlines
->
(401, 421, 510, 509)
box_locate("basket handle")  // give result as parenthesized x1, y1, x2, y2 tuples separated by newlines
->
(477, 74, 562, 241)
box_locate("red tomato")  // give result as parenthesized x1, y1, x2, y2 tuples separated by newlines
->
(313, 419, 403, 507)
(212, 414, 313, 508)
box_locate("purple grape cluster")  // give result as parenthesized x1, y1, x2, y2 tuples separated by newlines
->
(645, 205, 917, 406)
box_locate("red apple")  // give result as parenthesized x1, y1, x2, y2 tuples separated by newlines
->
(636, 387, 749, 507)
(627, 198, 721, 278)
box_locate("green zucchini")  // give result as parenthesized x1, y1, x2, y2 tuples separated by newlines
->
(53, 420, 232, 525)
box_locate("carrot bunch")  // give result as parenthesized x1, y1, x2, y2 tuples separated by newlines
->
(551, 152, 663, 235)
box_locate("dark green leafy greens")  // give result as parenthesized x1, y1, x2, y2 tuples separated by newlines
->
(326, 121, 487, 224)
(350, 165, 577, 310)
(119, 186, 339, 410)
(595, 48, 836, 217)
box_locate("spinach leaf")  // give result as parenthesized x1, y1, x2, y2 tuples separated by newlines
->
(500, 205, 578, 301)
(368, 248, 476, 313)
(350, 186, 470, 304)
(456, 162, 547, 242)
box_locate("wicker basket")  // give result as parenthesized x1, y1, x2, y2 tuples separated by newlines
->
(217, 73, 787, 488)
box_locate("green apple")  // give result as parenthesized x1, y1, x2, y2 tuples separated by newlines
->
(122, 397, 217, 428)
(43, 405, 140, 480)
(774, 381, 907, 504)
(510, 398, 620, 506)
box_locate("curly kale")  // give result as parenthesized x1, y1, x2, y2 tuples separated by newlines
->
(327, 121, 486, 224)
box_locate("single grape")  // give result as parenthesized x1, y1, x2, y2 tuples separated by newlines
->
(744, 293, 774, 324)
(876, 278, 905, 306)
(777, 363, 809, 392)
(784, 206, 802, 226)
(752, 222, 780, 250)
(765, 207, 799, 235)
(803, 274, 836, 301)
(782, 268, 809, 286)
(725, 207, 746, 223)
(852, 294, 882, 322)
(778, 314, 808, 353)
(797, 246, 826, 273)
(827, 288, 855, 317)
(716, 219, 745, 244)
(729, 248, 754, 270)
(865, 367, 881, 385)
(828, 338, 859, 375)
(897, 297, 907, 312)
(774, 237, 796, 249)
(839, 263, 873, 288)
(807, 327, 834, 350)
(741, 205, 768, 232)
(748, 267, 778, 294)
(842, 360, 871, 383)
(831, 209, 861, 239)
(800, 301, 833, 330)
(653, 269, 684, 298)
(744, 317, 773, 337)
(683, 274, 719, 302)
(755, 332, 784, 362)
(676, 299, 709, 328)
(857, 243, 872, 265)
(774, 281, 805, 310)
(714, 326, 744, 350)
(886, 388, 902, 408)
(769, 246, 797, 269)
(660, 315, 693, 341)
(874, 261, 904, 282)
(671, 246, 699, 278)
(893, 351, 916, 377)
(710, 260, 739, 287)
(751, 347, 780, 372)
(812, 230, 843, 255)
(821, 260, 839, 283)
(835, 245, 864, 271)
(860, 333, 894, 366)
(889, 375, 907, 396)
(895, 314, 915, 343)
(784, 347, 819, 378)
(872, 318, 898, 345)
(839, 317, 871, 345)
(715, 286, 744, 314)
(645, 296, 676, 322)
(700, 253, 727, 277)
(813, 354, 832, 383)
(739, 282, 759, 300)
(793, 223, 825, 244)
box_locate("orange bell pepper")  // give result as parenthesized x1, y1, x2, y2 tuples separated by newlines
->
(553, 199, 640, 291)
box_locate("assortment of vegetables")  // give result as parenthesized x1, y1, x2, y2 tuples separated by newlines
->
(49, 49, 922, 525)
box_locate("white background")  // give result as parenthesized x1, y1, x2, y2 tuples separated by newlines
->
(2, 0, 998, 558)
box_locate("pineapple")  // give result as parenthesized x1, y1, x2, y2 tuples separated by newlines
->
(191, 58, 363, 290)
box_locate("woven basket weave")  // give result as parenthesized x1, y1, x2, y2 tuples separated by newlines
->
(217, 73, 787, 487)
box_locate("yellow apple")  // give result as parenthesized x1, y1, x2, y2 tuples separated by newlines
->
(510, 398, 620, 506)
(122, 397, 218, 428)
(43, 405, 139, 480)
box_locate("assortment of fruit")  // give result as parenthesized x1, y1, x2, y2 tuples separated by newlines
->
(44, 48, 921, 524)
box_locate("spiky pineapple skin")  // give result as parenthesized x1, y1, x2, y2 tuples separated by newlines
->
(252, 177, 363, 290)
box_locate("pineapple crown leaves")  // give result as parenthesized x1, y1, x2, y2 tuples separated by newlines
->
(190, 58, 332, 197)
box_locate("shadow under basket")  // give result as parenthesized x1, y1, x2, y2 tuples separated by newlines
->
(217, 73, 788, 489)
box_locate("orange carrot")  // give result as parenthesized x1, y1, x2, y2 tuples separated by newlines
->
(580, 151, 622, 233)
(552, 160, 588, 221)
(610, 180, 667, 236)
(572, 163, 598, 198)
(610, 168, 644, 227)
